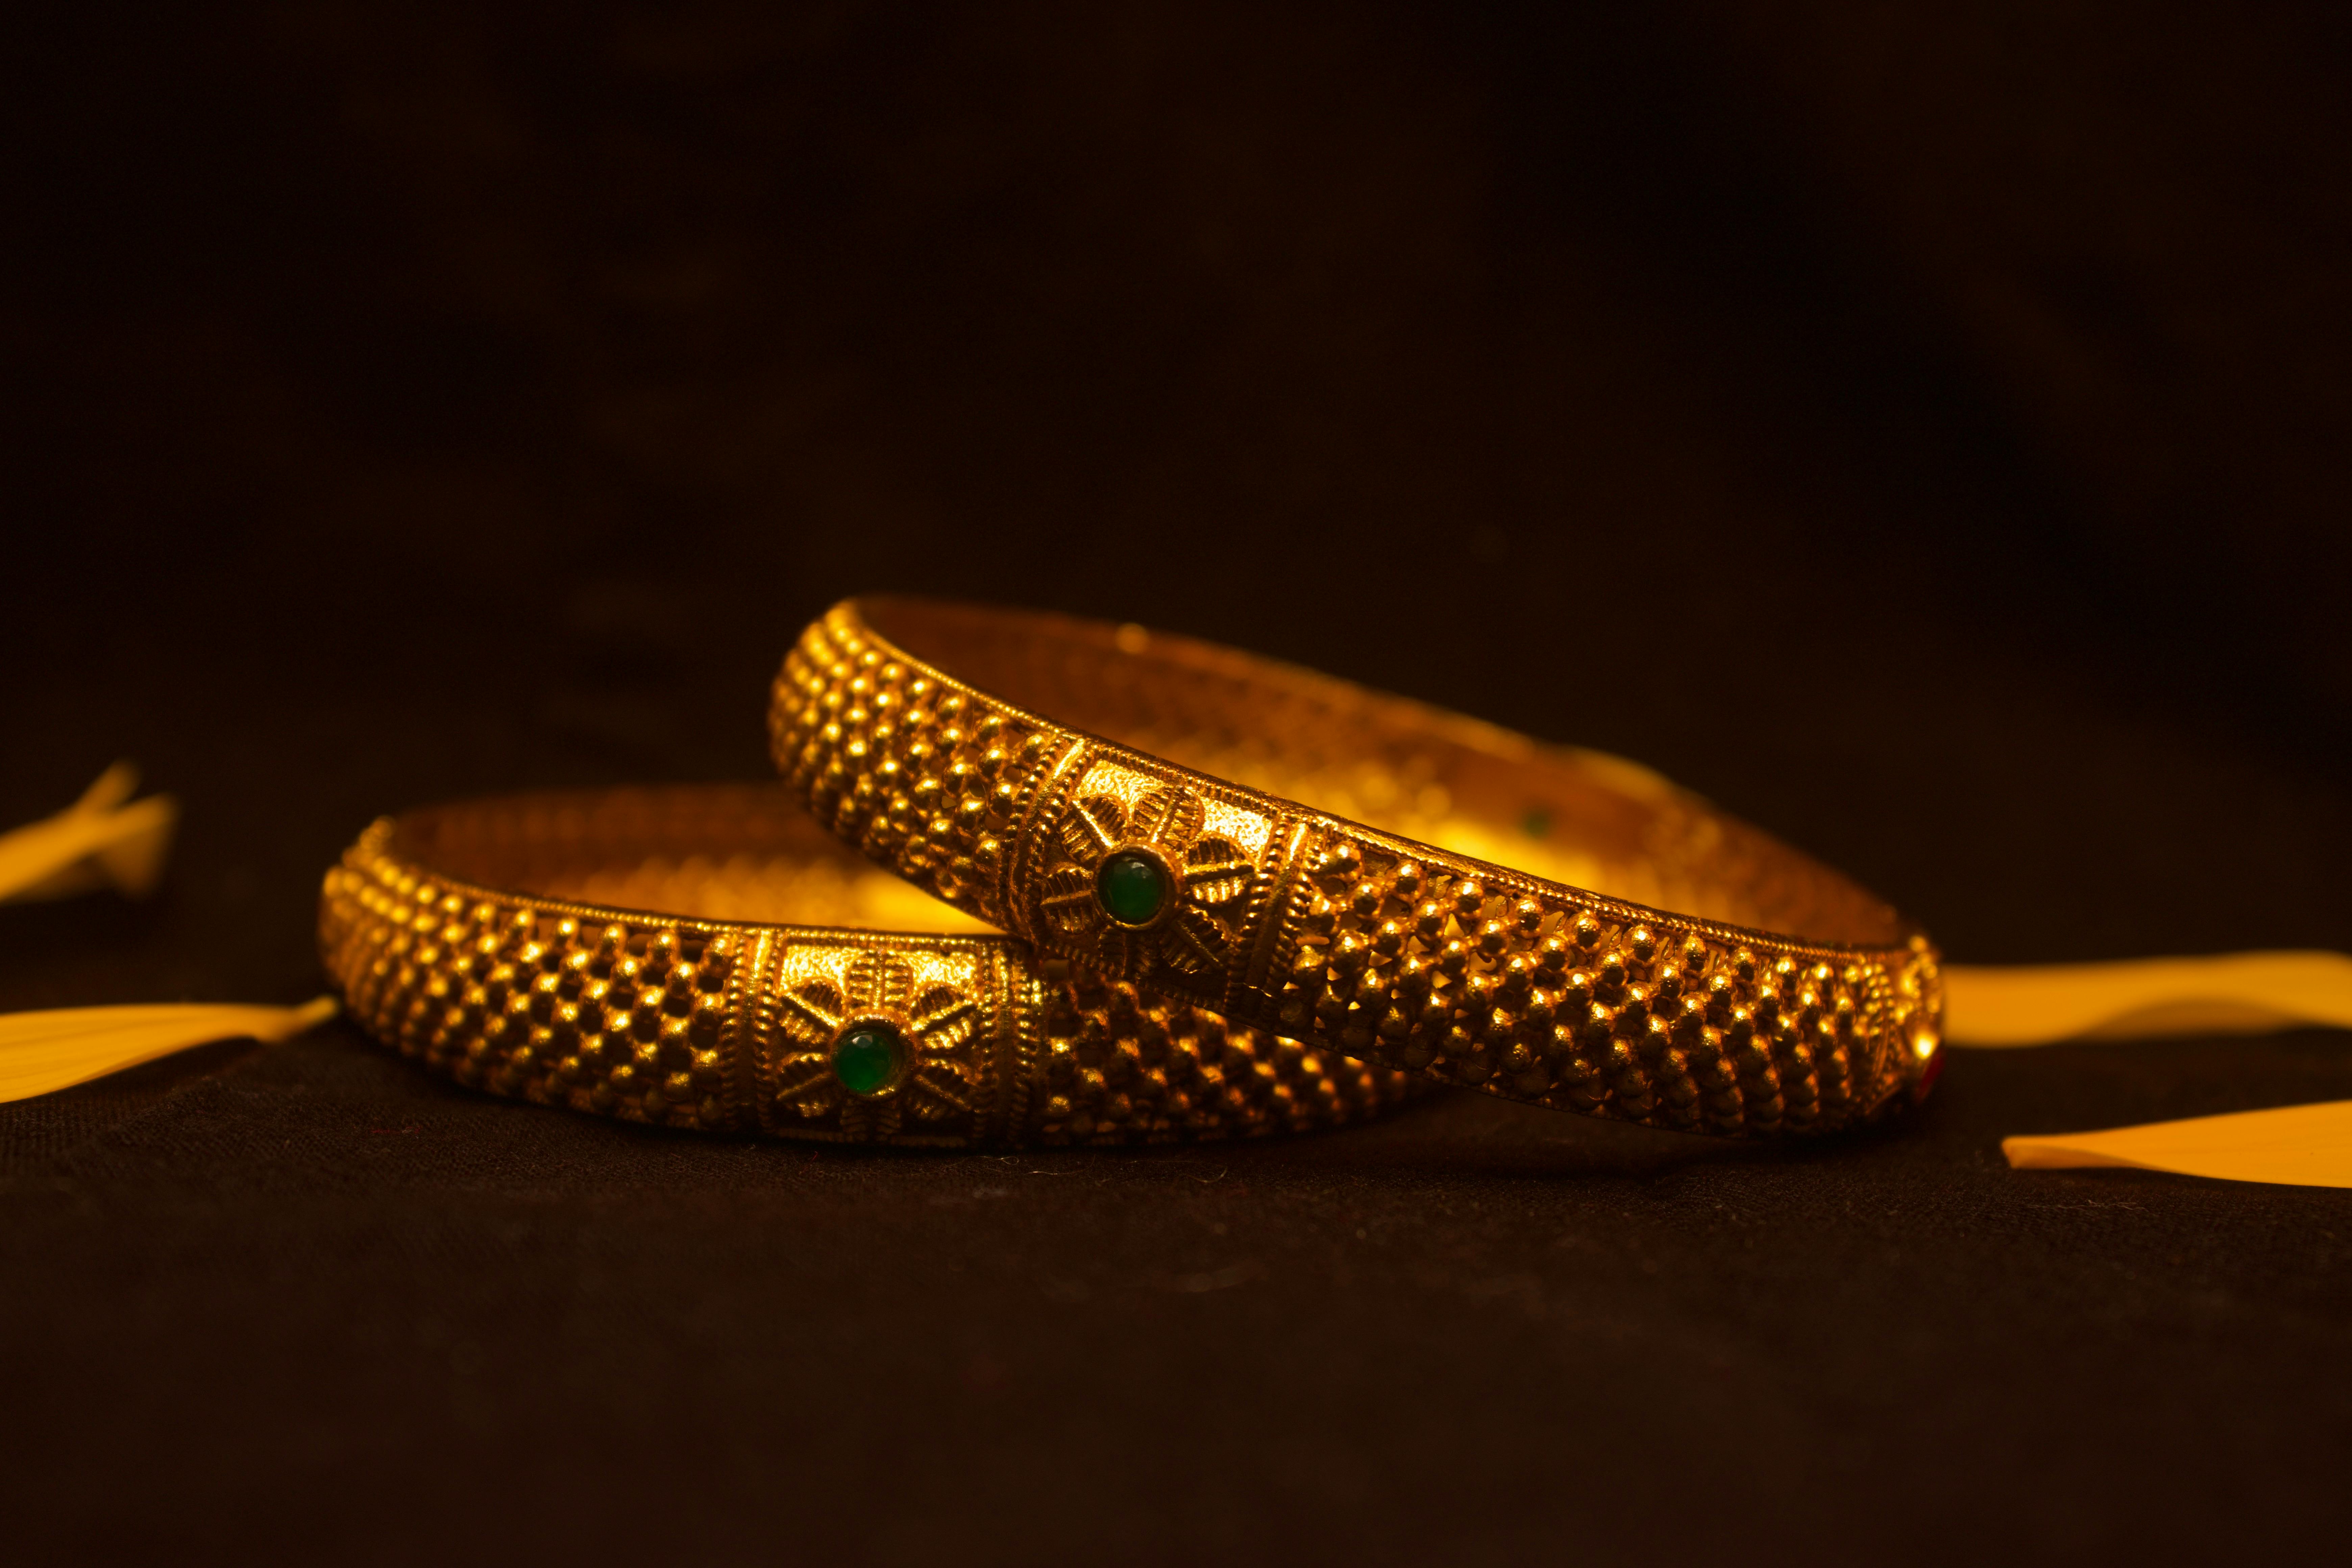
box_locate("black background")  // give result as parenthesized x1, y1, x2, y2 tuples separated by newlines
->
(4, 3, 2350, 1562)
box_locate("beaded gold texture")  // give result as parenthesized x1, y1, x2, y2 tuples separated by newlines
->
(317, 787, 1413, 1147)
(769, 601, 1944, 1136)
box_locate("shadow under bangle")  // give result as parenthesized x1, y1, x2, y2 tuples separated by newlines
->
(319, 783, 1417, 1147)
(770, 598, 1943, 1137)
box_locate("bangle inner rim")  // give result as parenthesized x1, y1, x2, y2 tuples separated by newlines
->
(387, 783, 1001, 935)
(858, 596, 1909, 950)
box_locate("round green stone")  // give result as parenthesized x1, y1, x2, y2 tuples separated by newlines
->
(831, 1022, 907, 1097)
(1096, 849, 1171, 927)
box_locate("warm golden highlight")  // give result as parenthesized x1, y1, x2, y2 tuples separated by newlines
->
(769, 599, 1942, 1135)
(318, 783, 1417, 1148)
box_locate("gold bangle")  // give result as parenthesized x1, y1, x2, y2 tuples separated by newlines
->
(769, 599, 1943, 1136)
(317, 783, 1417, 1147)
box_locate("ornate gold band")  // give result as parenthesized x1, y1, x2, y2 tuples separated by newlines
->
(769, 599, 1944, 1136)
(317, 783, 1416, 1147)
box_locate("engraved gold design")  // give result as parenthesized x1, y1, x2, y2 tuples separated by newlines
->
(768, 602, 1944, 1137)
(1035, 774, 1252, 984)
(770, 947, 981, 1137)
(317, 784, 1417, 1148)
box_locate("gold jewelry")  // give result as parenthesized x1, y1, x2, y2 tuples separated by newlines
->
(770, 599, 1943, 1136)
(318, 783, 1416, 1147)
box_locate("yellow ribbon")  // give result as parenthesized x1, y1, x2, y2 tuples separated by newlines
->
(0, 762, 178, 904)
(2001, 1100, 2352, 1190)
(0, 998, 338, 1103)
(0, 766, 333, 1105)
(1944, 954, 2352, 1045)
(1944, 956, 2352, 1189)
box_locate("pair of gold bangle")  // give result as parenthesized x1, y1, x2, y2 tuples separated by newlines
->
(321, 598, 1943, 1148)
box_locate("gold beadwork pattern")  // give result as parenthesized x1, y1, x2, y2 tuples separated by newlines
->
(1277, 841, 1944, 1134)
(768, 601, 1944, 1136)
(317, 784, 1414, 1147)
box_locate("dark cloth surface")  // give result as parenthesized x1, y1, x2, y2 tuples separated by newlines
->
(5, 4, 2350, 1563)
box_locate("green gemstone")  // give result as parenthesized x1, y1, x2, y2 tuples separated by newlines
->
(832, 1023, 907, 1097)
(1096, 849, 1170, 926)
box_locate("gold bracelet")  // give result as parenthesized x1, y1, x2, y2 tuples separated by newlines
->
(318, 783, 1417, 1147)
(770, 599, 1943, 1136)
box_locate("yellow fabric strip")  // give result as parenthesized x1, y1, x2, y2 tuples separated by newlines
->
(2003, 1100, 2352, 1190)
(0, 998, 338, 1104)
(1945, 952, 2352, 1046)
(1964, 952, 2352, 1189)
(0, 762, 179, 904)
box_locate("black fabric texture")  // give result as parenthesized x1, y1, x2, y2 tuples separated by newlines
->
(4, 4, 2349, 1563)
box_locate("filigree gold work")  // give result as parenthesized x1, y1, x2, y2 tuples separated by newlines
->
(1035, 783, 1251, 984)
(771, 949, 980, 1137)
